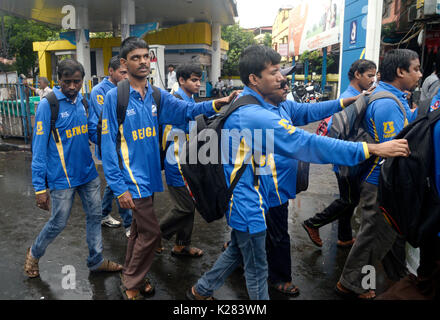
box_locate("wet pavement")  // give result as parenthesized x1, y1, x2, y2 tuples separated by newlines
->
(0, 122, 391, 300)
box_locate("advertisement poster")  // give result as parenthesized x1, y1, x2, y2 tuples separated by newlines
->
(288, 0, 342, 56)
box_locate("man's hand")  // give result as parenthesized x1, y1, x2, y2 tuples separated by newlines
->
(213, 90, 241, 110)
(36, 191, 50, 211)
(118, 191, 136, 209)
(343, 86, 376, 107)
(367, 139, 410, 158)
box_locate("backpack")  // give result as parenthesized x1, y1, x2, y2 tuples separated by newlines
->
(96, 79, 162, 168)
(179, 95, 260, 223)
(327, 91, 407, 178)
(45, 91, 89, 144)
(295, 160, 310, 194)
(316, 116, 331, 136)
(378, 102, 440, 248)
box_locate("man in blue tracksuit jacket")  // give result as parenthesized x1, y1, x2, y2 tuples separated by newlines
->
(303, 59, 377, 250)
(25, 59, 123, 279)
(88, 56, 132, 234)
(261, 65, 368, 297)
(158, 63, 205, 257)
(337, 49, 422, 299)
(100, 37, 237, 300)
(187, 45, 410, 300)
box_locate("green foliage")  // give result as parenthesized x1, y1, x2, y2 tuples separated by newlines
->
(299, 49, 336, 74)
(263, 33, 272, 48)
(2, 15, 58, 76)
(221, 24, 256, 76)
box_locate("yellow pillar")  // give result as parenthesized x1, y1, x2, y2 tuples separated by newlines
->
(103, 46, 113, 76)
(38, 51, 52, 82)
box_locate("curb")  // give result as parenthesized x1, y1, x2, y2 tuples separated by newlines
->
(0, 143, 31, 152)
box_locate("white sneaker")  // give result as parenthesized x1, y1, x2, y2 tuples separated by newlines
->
(101, 215, 121, 228)
(125, 227, 131, 238)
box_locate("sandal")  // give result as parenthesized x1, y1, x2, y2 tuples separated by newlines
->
(269, 281, 300, 297)
(120, 285, 144, 300)
(92, 259, 123, 272)
(335, 281, 376, 300)
(186, 286, 216, 300)
(24, 248, 40, 278)
(171, 246, 204, 258)
(120, 273, 155, 297)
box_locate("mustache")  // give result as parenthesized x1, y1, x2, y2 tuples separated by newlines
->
(280, 80, 288, 89)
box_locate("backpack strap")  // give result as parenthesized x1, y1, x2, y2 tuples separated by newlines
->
(367, 91, 407, 123)
(116, 79, 131, 170)
(151, 85, 162, 117)
(224, 94, 262, 200)
(45, 91, 60, 143)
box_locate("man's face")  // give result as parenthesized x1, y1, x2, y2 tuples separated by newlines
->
(266, 77, 289, 105)
(122, 48, 150, 80)
(180, 73, 201, 95)
(251, 63, 284, 102)
(38, 79, 47, 89)
(356, 68, 376, 91)
(109, 65, 128, 84)
(169, 66, 174, 73)
(60, 71, 83, 100)
(399, 58, 422, 91)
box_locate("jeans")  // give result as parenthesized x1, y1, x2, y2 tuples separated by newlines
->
(31, 177, 104, 270)
(195, 229, 269, 300)
(102, 184, 132, 228)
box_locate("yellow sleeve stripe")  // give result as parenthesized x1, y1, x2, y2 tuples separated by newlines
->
(363, 142, 370, 160)
(340, 99, 345, 109)
(117, 191, 128, 199)
(212, 100, 221, 113)
(35, 190, 47, 195)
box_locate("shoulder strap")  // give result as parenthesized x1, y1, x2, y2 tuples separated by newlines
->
(173, 92, 183, 100)
(82, 97, 88, 116)
(45, 91, 60, 143)
(222, 95, 261, 118)
(117, 79, 130, 126)
(151, 85, 162, 114)
(367, 91, 407, 122)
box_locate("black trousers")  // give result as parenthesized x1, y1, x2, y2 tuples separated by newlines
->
(266, 202, 291, 284)
(304, 171, 361, 241)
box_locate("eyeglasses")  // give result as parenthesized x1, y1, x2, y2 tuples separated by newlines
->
(62, 79, 82, 85)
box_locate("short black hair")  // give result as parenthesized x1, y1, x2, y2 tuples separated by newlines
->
(57, 59, 85, 80)
(348, 59, 377, 81)
(120, 37, 149, 59)
(108, 55, 121, 70)
(39, 77, 49, 85)
(379, 49, 419, 82)
(176, 64, 202, 84)
(239, 45, 281, 86)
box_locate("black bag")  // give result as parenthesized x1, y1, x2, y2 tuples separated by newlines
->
(328, 91, 406, 178)
(180, 95, 260, 223)
(45, 91, 89, 144)
(378, 103, 440, 248)
(296, 160, 310, 194)
(96, 79, 162, 168)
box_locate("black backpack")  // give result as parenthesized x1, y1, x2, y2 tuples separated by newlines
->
(327, 91, 407, 178)
(378, 102, 440, 248)
(96, 79, 162, 169)
(179, 95, 260, 223)
(45, 91, 89, 144)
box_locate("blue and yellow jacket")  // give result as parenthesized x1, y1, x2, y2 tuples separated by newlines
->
(31, 87, 98, 193)
(363, 82, 415, 185)
(223, 86, 371, 234)
(162, 87, 193, 188)
(260, 97, 345, 207)
(100, 83, 219, 199)
(88, 77, 116, 159)
(430, 88, 440, 195)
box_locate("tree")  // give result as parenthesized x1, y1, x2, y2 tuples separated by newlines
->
(221, 24, 256, 76)
(1, 15, 58, 76)
(263, 33, 272, 48)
